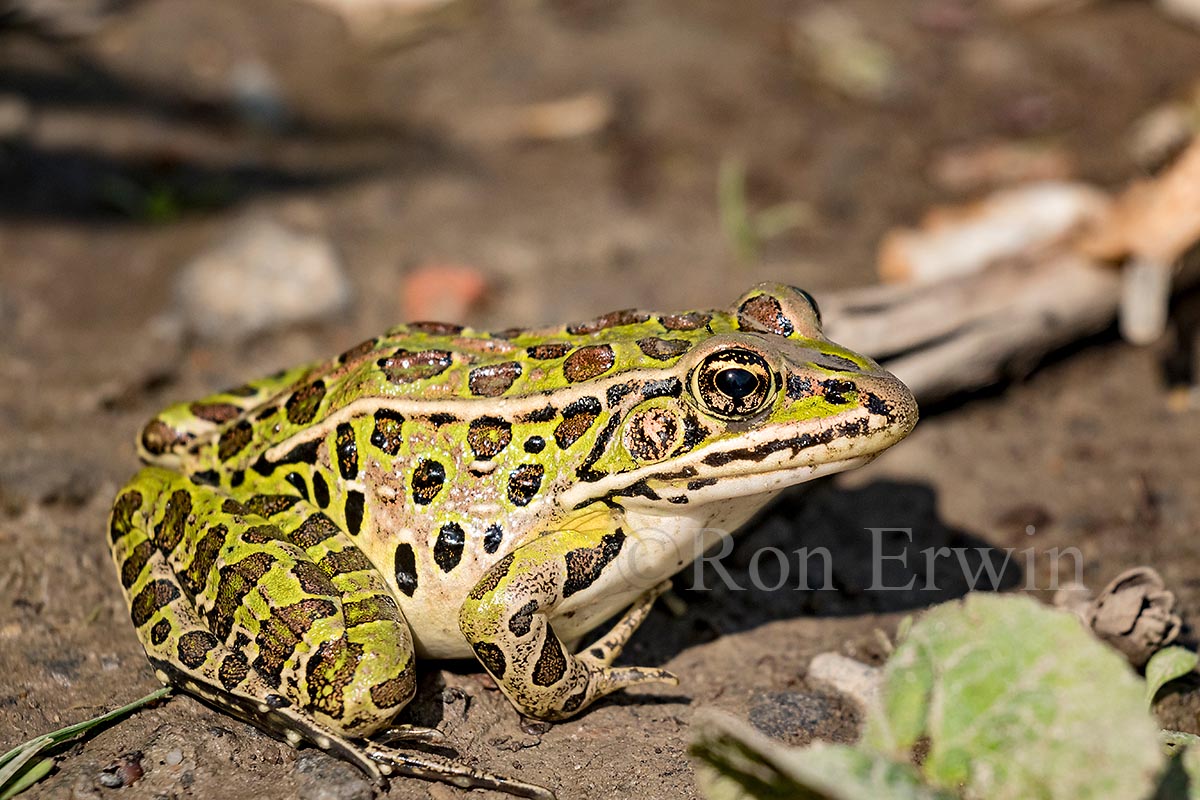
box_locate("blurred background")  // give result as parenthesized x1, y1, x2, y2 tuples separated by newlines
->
(3, 1, 1200, 798)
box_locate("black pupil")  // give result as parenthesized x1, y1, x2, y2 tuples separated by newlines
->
(715, 368, 758, 400)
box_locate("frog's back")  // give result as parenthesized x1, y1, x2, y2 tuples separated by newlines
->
(137, 311, 726, 468)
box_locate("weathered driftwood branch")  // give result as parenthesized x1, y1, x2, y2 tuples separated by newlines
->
(820, 138, 1200, 404)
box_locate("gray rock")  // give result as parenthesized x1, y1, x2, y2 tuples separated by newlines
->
(229, 61, 289, 132)
(176, 218, 352, 342)
(746, 690, 853, 745)
(294, 750, 373, 800)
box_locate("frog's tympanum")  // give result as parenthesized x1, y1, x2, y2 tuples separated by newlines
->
(108, 284, 917, 798)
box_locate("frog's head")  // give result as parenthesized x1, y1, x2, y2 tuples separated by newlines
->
(559, 283, 918, 515)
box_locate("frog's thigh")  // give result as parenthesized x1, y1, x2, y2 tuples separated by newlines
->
(138, 362, 319, 459)
(458, 506, 677, 721)
(111, 469, 417, 744)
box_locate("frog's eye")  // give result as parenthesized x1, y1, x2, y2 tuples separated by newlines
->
(693, 349, 776, 418)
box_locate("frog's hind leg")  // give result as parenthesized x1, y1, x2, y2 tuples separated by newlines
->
(109, 467, 555, 800)
(136, 362, 319, 461)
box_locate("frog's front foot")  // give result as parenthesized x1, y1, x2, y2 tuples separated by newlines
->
(459, 522, 678, 722)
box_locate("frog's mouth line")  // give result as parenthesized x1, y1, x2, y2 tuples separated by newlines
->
(561, 403, 915, 511)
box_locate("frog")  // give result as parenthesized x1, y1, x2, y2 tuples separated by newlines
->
(107, 283, 917, 799)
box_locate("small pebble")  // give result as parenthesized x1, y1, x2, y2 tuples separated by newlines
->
(176, 217, 352, 342)
(400, 262, 487, 323)
(806, 653, 882, 712)
(98, 772, 123, 789)
(229, 60, 289, 131)
(98, 751, 144, 788)
(165, 749, 183, 766)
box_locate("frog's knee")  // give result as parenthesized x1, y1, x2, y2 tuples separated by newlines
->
(304, 633, 418, 738)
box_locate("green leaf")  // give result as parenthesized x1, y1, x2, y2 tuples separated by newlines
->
(718, 156, 757, 264)
(863, 594, 1164, 800)
(1147, 647, 1199, 707)
(0, 758, 53, 800)
(691, 710, 954, 800)
(0, 687, 170, 798)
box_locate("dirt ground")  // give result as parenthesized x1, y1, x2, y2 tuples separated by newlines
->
(3, 1, 1200, 799)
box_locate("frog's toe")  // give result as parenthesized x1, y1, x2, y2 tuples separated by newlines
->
(375, 724, 445, 745)
(365, 743, 556, 800)
(598, 665, 679, 692)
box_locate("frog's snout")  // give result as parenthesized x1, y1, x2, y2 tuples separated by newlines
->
(783, 355, 919, 446)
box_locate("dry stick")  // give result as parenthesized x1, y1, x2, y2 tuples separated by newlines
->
(821, 254, 1200, 405)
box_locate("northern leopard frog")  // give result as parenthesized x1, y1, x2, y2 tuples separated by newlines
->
(108, 283, 917, 798)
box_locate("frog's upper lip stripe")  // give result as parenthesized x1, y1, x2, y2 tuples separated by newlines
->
(560, 399, 915, 509)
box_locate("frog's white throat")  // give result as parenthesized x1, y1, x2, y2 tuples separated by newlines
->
(619, 452, 872, 549)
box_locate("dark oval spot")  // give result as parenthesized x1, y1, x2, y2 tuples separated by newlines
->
(335, 423, 358, 480)
(109, 489, 144, 544)
(566, 309, 650, 335)
(434, 523, 466, 572)
(189, 402, 243, 423)
(473, 641, 507, 679)
(467, 417, 513, 459)
(394, 543, 418, 596)
(344, 490, 365, 536)
(554, 398, 600, 449)
(408, 321, 465, 335)
(526, 343, 572, 360)
(637, 336, 692, 361)
(468, 361, 522, 397)
(150, 619, 172, 646)
(311, 472, 330, 508)
(483, 524, 504, 554)
(507, 464, 544, 507)
(178, 630, 221, 669)
(659, 312, 711, 331)
(285, 472, 310, 501)
(820, 379, 856, 405)
(508, 599, 538, 637)
(412, 459, 446, 505)
(563, 345, 616, 383)
(370, 409, 405, 456)
(285, 380, 327, 425)
(337, 338, 378, 365)
(378, 349, 453, 384)
(523, 436, 546, 454)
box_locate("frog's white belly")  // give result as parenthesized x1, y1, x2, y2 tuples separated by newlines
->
(386, 454, 874, 659)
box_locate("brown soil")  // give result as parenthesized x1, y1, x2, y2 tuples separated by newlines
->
(3, 2, 1200, 799)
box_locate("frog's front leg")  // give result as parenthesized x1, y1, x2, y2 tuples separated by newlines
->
(459, 506, 678, 721)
